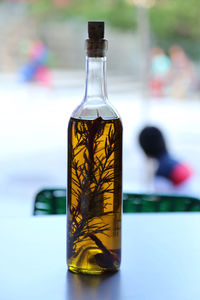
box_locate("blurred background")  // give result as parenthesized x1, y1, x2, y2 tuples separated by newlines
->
(1, 0, 200, 216)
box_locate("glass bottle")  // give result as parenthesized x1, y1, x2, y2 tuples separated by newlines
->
(67, 21, 122, 275)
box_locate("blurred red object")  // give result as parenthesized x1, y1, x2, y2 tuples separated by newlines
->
(149, 78, 164, 98)
(35, 66, 52, 88)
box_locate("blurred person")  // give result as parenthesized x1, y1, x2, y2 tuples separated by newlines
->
(149, 47, 171, 97)
(20, 39, 52, 87)
(138, 126, 195, 195)
(168, 45, 196, 98)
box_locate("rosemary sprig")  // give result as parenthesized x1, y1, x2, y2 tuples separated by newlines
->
(68, 117, 121, 260)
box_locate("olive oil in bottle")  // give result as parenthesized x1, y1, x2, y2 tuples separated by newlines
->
(67, 22, 122, 274)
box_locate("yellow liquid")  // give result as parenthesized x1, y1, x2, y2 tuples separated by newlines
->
(67, 117, 122, 274)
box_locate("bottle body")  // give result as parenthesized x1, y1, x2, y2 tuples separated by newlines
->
(67, 116, 122, 274)
(67, 22, 122, 274)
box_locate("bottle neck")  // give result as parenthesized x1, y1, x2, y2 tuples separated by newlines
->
(84, 57, 107, 102)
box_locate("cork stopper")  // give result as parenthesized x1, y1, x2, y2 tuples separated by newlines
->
(88, 21, 104, 39)
(85, 21, 108, 57)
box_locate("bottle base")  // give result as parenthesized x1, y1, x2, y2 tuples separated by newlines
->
(68, 265, 119, 275)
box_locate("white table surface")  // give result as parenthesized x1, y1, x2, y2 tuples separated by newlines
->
(0, 213, 200, 300)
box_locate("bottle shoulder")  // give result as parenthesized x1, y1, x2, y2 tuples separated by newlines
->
(71, 97, 120, 120)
